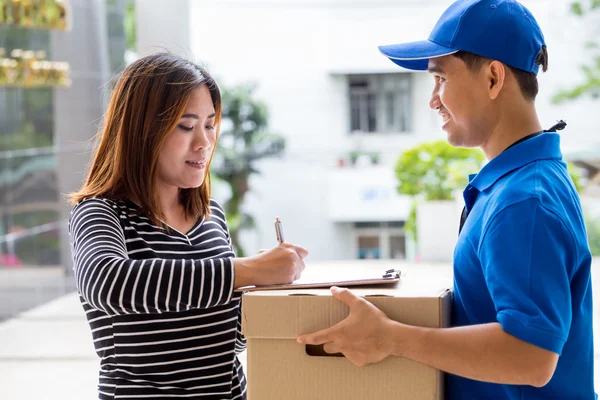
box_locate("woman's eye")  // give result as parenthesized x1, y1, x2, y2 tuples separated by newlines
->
(206, 125, 215, 131)
(178, 125, 194, 132)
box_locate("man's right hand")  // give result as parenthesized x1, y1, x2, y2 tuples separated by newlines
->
(233, 243, 308, 288)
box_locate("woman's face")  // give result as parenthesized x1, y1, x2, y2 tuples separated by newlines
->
(157, 85, 217, 191)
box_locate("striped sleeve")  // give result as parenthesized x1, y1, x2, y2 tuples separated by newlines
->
(210, 200, 246, 354)
(235, 298, 247, 354)
(209, 199, 236, 257)
(68, 198, 235, 316)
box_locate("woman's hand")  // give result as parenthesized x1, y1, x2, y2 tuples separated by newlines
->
(233, 242, 308, 288)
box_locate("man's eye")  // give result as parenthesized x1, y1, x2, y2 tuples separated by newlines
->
(178, 125, 194, 132)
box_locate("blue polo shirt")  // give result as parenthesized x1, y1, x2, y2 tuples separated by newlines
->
(448, 133, 595, 399)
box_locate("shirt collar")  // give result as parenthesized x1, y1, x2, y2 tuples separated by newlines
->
(468, 132, 563, 193)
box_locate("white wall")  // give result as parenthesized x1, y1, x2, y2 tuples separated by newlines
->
(187, 1, 444, 259)
(136, 0, 191, 57)
(138, 0, 600, 260)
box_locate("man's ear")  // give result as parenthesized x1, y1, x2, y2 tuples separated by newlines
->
(487, 60, 505, 100)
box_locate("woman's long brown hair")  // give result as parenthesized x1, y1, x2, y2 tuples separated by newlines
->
(69, 53, 221, 224)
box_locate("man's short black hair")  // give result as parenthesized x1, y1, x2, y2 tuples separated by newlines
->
(453, 46, 548, 101)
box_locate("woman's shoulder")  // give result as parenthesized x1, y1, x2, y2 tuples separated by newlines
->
(208, 198, 228, 226)
(70, 196, 131, 221)
(209, 198, 225, 213)
(72, 196, 116, 211)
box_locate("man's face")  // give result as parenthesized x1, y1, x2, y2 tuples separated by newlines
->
(428, 55, 495, 148)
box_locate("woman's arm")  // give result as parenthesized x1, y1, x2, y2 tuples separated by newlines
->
(70, 198, 239, 315)
(211, 202, 248, 354)
(70, 199, 306, 316)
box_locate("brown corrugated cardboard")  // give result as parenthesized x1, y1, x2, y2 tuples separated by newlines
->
(242, 263, 453, 400)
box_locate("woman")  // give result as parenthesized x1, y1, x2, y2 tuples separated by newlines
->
(68, 53, 307, 400)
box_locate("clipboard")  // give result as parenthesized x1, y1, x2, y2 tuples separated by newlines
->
(235, 268, 401, 292)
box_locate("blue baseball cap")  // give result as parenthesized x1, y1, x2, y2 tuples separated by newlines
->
(378, 0, 546, 74)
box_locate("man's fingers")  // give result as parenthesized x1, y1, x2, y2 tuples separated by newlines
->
(297, 328, 332, 345)
(323, 342, 342, 355)
(330, 286, 362, 308)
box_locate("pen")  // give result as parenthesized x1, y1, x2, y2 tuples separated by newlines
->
(275, 216, 284, 244)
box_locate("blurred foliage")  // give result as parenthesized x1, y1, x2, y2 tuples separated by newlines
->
(586, 215, 600, 256)
(1, 121, 52, 151)
(211, 84, 285, 256)
(568, 162, 600, 256)
(395, 140, 485, 200)
(404, 200, 418, 243)
(567, 161, 584, 193)
(549, 0, 600, 253)
(124, 0, 136, 51)
(553, 0, 600, 103)
(395, 140, 485, 240)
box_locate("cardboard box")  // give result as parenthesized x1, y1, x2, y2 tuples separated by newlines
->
(242, 263, 452, 400)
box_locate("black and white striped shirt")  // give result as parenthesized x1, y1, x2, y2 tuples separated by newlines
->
(69, 197, 246, 399)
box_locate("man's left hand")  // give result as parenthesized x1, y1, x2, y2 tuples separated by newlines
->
(296, 286, 396, 367)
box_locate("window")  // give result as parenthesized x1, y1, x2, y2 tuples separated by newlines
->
(354, 221, 406, 260)
(358, 236, 380, 259)
(348, 73, 412, 134)
(0, 25, 61, 267)
(0, 0, 128, 270)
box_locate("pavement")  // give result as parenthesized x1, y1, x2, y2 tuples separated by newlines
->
(1, 260, 598, 399)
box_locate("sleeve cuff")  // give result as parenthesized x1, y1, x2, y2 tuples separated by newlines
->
(225, 257, 234, 304)
(497, 310, 566, 355)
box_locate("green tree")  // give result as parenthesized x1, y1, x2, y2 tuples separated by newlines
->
(395, 140, 485, 200)
(395, 140, 485, 240)
(212, 84, 285, 256)
(553, 0, 600, 103)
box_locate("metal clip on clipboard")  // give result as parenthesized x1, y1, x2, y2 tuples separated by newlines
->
(382, 269, 402, 279)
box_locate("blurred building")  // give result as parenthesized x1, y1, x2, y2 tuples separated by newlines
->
(134, 0, 599, 261)
(0, 0, 127, 319)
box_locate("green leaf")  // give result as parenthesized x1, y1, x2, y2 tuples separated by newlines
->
(557, 1, 600, 102)
(571, 1, 584, 15)
(553, 80, 600, 103)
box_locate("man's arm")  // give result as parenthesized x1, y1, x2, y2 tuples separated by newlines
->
(298, 287, 558, 388)
(300, 199, 573, 388)
(391, 319, 558, 387)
